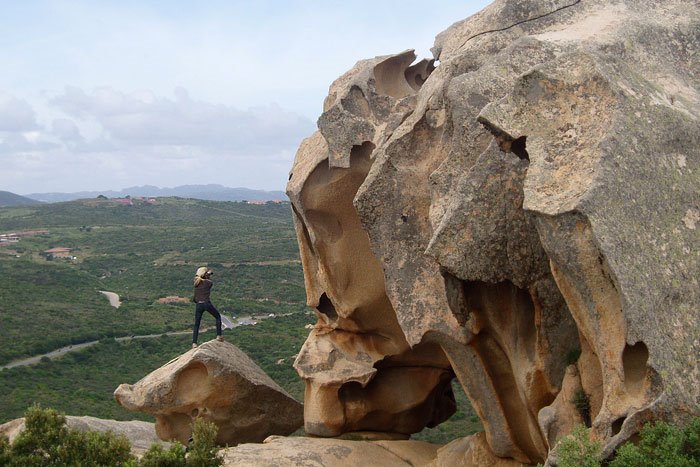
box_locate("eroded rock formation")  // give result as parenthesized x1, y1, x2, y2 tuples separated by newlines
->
(289, 0, 699, 464)
(114, 340, 303, 445)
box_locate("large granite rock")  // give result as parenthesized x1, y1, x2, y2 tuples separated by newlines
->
(288, 99, 456, 438)
(0, 416, 167, 456)
(288, 0, 699, 464)
(114, 340, 303, 445)
(221, 436, 440, 467)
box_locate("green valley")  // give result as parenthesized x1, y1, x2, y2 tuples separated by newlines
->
(0, 197, 480, 443)
(0, 197, 304, 365)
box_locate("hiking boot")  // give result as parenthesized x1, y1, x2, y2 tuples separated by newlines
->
(216, 335, 224, 342)
(192, 343, 198, 349)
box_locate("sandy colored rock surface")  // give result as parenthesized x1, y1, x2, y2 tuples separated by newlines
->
(287, 0, 700, 464)
(429, 433, 527, 467)
(221, 436, 440, 467)
(0, 416, 167, 455)
(114, 340, 303, 445)
(289, 91, 455, 437)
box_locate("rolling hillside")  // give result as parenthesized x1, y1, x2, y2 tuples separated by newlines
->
(0, 197, 304, 365)
(26, 184, 287, 203)
(0, 197, 479, 443)
(0, 190, 42, 207)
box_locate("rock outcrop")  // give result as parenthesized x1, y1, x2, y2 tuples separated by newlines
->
(288, 108, 456, 438)
(114, 340, 303, 445)
(221, 436, 440, 467)
(0, 416, 168, 456)
(288, 0, 699, 464)
(429, 433, 528, 467)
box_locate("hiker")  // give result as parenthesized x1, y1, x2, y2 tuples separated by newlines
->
(192, 266, 223, 348)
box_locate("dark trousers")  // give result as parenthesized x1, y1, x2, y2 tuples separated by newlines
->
(192, 301, 222, 344)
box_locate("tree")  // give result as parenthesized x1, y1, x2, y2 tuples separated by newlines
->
(186, 418, 223, 467)
(610, 418, 700, 467)
(556, 425, 601, 467)
(7, 405, 134, 466)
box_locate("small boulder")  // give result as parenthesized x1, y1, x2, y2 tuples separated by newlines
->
(114, 340, 303, 445)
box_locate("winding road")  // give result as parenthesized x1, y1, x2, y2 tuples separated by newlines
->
(0, 313, 294, 370)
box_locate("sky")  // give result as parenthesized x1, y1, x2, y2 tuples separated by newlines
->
(0, 1, 491, 194)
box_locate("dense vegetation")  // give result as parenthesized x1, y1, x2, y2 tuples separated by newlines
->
(555, 419, 700, 467)
(0, 314, 313, 422)
(0, 198, 481, 445)
(0, 198, 303, 365)
(0, 406, 222, 466)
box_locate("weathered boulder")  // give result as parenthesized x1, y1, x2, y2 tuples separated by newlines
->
(288, 0, 700, 464)
(114, 340, 303, 445)
(0, 416, 168, 456)
(221, 436, 440, 467)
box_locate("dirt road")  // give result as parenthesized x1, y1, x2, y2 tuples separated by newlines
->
(0, 313, 294, 370)
(99, 290, 121, 308)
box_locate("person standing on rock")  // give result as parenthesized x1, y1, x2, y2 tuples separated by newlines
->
(192, 266, 223, 348)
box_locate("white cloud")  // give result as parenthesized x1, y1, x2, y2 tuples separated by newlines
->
(0, 130, 58, 156)
(0, 86, 314, 192)
(50, 86, 314, 156)
(0, 93, 39, 132)
(51, 118, 84, 143)
(0, 1, 492, 193)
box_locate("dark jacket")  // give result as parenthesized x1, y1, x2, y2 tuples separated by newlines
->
(194, 279, 213, 303)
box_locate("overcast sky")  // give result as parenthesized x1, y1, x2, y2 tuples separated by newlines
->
(0, 1, 490, 194)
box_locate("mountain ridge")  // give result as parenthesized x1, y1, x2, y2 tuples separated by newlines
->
(25, 184, 287, 203)
(0, 190, 43, 207)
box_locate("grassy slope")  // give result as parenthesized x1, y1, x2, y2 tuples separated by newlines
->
(0, 314, 313, 423)
(0, 198, 304, 364)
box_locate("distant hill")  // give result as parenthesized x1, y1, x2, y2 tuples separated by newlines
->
(0, 190, 43, 207)
(25, 184, 287, 203)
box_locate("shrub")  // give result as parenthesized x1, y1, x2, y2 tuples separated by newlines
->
(60, 428, 133, 466)
(571, 389, 591, 427)
(556, 424, 601, 467)
(686, 417, 700, 460)
(610, 417, 700, 467)
(565, 348, 581, 365)
(10, 404, 68, 465)
(7, 405, 135, 466)
(3, 406, 228, 466)
(0, 436, 11, 465)
(186, 418, 223, 467)
(137, 442, 187, 467)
